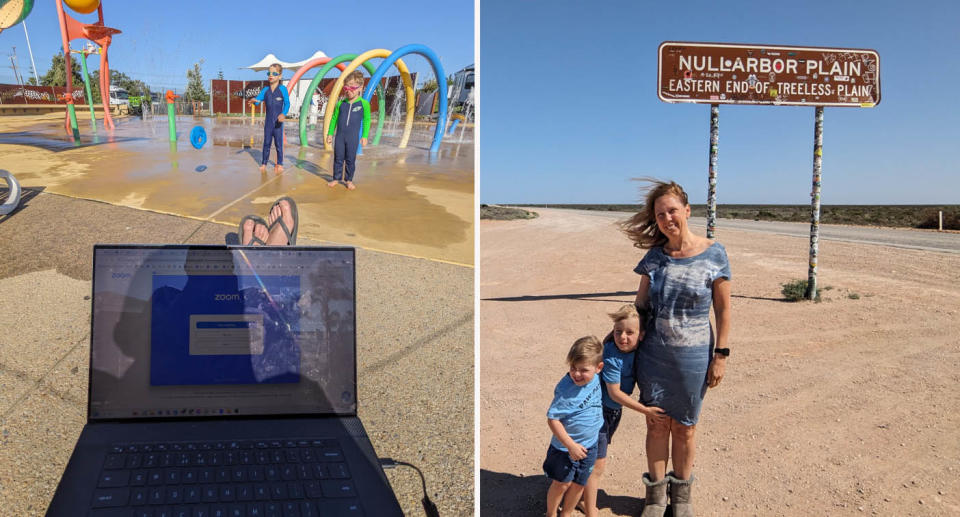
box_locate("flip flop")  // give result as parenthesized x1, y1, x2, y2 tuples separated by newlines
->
(238, 214, 269, 245)
(267, 196, 298, 245)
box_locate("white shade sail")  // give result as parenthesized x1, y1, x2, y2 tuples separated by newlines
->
(244, 51, 329, 71)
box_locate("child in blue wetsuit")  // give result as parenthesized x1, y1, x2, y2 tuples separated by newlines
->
(249, 63, 290, 174)
(325, 70, 371, 190)
(544, 335, 604, 517)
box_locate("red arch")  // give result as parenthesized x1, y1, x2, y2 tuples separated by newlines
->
(286, 58, 347, 107)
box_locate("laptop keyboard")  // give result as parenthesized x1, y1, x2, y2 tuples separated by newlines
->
(89, 438, 362, 517)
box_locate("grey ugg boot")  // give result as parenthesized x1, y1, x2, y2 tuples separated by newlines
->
(640, 473, 669, 517)
(667, 471, 696, 517)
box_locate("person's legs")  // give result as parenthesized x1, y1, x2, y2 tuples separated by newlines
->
(343, 132, 358, 189)
(583, 457, 604, 517)
(645, 415, 672, 481)
(261, 126, 272, 170)
(670, 420, 696, 480)
(273, 125, 284, 172)
(559, 483, 585, 517)
(546, 481, 569, 517)
(329, 133, 345, 186)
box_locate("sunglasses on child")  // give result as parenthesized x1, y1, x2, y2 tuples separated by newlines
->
(344, 85, 361, 91)
(267, 71, 281, 77)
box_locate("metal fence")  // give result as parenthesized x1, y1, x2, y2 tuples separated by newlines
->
(146, 101, 210, 116)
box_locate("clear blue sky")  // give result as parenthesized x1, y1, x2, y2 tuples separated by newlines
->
(0, 0, 473, 92)
(480, 0, 960, 204)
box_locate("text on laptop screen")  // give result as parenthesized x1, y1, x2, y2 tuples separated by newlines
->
(89, 247, 356, 419)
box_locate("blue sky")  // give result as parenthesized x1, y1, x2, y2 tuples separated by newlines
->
(480, 0, 960, 204)
(0, 0, 473, 92)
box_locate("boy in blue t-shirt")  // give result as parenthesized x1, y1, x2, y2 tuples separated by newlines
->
(582, 304, 665, 516)
(249, 63, 291, 174)
(544, 336, 604, 517)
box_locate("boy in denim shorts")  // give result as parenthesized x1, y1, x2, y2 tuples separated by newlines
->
(544, 335, 604, 517)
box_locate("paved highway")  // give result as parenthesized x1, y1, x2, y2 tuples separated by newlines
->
(543, 208, 960, 254)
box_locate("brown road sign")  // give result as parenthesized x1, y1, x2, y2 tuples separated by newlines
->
(658, 42, 881, 107)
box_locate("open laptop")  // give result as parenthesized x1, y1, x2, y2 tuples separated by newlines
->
(46, 244, 402, 517)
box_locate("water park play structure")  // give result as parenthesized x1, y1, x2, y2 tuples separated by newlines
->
(288, 50, 398, 147)
(0, 0, 34, 213)
(315, 44, 448, 153)
(0, 0, 33, 34)
(54, 0, 121, 136)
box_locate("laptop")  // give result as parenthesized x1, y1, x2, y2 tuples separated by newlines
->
(46, 245, 403, 517)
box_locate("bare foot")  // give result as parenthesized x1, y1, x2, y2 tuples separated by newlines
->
(266, 199, 295, 245)
(327, 180, 339, 188)
(346, 181, 356, 190)
(258, 164, 266, 173)
(274, 164, 284, 174)
(241, 218, 269, 245)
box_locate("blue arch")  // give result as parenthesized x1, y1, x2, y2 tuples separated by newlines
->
(363, 44, 448, 154)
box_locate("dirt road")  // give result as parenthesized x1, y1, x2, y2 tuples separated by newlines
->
(480, 208, 960, 516)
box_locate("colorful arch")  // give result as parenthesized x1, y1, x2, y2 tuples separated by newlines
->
(294, 54, 390, 147)
(322, 49, 415, 150)
(364, 44, 447, 153)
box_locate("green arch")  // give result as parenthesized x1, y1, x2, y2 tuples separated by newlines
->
(298, 53, 386, 147)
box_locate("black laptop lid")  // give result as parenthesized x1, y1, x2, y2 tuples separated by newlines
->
(88, 245, 357, 420)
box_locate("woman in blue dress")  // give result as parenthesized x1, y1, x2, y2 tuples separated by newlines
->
(620, 180, 732, 517)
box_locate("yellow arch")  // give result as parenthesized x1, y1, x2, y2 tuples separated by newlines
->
(323, 49, 416, 149)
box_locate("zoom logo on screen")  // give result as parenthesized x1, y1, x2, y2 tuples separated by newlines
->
(214, 293, 242, 301)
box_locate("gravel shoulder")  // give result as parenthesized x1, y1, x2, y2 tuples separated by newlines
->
(480, 208, 960, 516)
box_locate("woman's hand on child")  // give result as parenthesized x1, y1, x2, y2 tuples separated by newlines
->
(566, 443, 588, 461)
(361, 138, 368, 146)
(325, 135, 333, 145)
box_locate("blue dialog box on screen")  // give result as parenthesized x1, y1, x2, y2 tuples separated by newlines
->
(149, 275, 301, 386)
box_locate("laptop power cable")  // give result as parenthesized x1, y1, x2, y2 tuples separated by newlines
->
(379, 458, 441, 517)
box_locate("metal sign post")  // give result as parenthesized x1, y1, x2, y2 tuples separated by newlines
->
(706, 104, 719, 238)
(658, 41, 880, 299)
(806, 106, 824, 300)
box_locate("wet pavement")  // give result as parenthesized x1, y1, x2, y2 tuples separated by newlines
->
(1, 114, 474, 265)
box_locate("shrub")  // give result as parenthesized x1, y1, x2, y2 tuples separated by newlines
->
(781, 279, 821, 302)
(916, 209, 960, 230)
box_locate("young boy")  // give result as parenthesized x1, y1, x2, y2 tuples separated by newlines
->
(325, 70, 371, 190)
(249, 63, 290, 174)
(544, 336, 604, 517)
(583, 305, 665, 515)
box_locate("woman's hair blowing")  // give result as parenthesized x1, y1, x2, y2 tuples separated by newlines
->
(619, 178, 689, 249)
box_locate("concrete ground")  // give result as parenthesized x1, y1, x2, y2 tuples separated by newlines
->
(0, 115, 474, 516)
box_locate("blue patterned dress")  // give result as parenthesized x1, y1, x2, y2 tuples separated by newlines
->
(633, 242, 731, 426)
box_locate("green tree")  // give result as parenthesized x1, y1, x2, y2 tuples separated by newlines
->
(419, 78, 439, 93)
(39, 51, 84, 87)
(418, 76, 454, 94)
(89, 70, 152, 104)
(184, 60, 207, 102)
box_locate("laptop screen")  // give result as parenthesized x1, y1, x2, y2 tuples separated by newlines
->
(88, 245, 357, 420)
